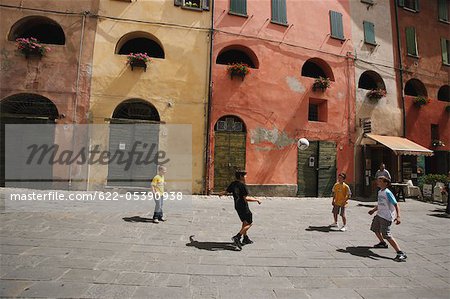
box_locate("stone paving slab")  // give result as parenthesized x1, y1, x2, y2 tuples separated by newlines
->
(0, 192, 449, 298)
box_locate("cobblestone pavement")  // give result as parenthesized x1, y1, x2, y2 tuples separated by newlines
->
(1, 191, 449, 298)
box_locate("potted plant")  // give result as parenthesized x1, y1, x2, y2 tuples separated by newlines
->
(312, 77, 331, 91)
(367, 89, 386, 100)
(127, 53, 152, 71)
(16, 37, 50, 58)
(412, 96, 430, 107)
(227, 62, 250, 80)
(431, 139, 445, 147)
(184, 1, 199, 7)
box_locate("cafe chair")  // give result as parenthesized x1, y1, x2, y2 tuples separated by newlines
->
(405, 180, 422, 199)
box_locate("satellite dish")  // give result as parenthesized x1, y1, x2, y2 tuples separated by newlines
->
(297, 138, 309, 150)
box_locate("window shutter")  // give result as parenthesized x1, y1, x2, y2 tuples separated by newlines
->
(271, 0, 287, 24)
(363, 21, 376, 45)
(174, 0, 182, 6)
(230, 0, 247, 15)
(406, 27, 417, 56)
(330, 11, 344, 40)
(202, 0, 209, 10)
(439, 0, 449, 21)
(442, 38, 449, 64)
(397, 0, 405, 7)
(415, 0, 420, 11)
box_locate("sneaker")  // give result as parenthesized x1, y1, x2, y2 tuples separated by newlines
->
(339, 226, 347, 232)
(159, 217, 166, 222)
(394, 252, 407, 262)
(373, 242, 388, 248)
(232, 235, 242, 250)
(329, 223, 338, 228)
(153, 219, 159, 224)
(242, 236, 254, 245)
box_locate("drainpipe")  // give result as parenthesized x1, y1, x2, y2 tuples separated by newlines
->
(394, 2, 406, 138)
(204, 0, 215, 195)
(394, 2, 406, 182)
(68, 11, 87, 190)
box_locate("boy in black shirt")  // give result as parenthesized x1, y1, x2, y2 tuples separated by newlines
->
(219, 170, 261, 250)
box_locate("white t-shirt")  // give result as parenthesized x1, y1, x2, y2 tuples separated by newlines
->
(377, 188, 397, 221)
(375, 169, 391, 180)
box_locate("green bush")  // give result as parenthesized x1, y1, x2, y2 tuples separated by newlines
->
(418, 174, 449, 189)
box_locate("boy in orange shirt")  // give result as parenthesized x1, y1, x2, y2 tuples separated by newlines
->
(330, 172, 351, 231)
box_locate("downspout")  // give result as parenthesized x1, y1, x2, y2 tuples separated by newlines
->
(204, 0, 215, 194)
(394, 2, 406, 182)
(394, 2, 406, 137)
(68, 11, 87, 190)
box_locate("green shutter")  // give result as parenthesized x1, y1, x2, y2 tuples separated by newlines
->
(330, 11, 344, 40)
(230, 0, 247, 15)
(442, 38, 449, 64)
(439, 0, 449, 21)
(271, 0, 287, 25)
(415, 0, 420, 11)
(406, 27, 417, 56)
(363, 21, 376, 45)
(398, 0, 405, 7)
(174, 0, 182, 6)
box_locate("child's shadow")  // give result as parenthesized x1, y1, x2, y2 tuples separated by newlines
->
(305, 226, 339, 233)
(122, 216, 154, 223)
(186, 235, 239, 251)
(337, 246, 393, 260)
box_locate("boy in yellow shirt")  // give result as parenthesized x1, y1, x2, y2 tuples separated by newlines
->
(152, 166, 166, 223)
(330, 172, 351, 231)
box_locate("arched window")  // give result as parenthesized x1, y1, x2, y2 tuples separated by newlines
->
(358, 71, 386, 90)
(214, 115, 246, 132)
(216, 46, 258, 69)
(437, 85, 449, 102)
(116, 32, 165, 59)
(404, 79, 427, 97)
(112, 99, 160, 121)
(0, 93, 59, 119)
(8, 16, 65, 45)
(301, 58, 335, 81)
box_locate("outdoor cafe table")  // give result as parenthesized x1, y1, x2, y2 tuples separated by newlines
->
(390, 182, 408, 202)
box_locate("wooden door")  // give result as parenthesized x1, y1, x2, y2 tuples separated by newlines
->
(317, 141, 337, 197)
(297, 141, 318, 197)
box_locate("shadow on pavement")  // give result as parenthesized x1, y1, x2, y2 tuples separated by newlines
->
(428, 213, 450, 219)
(186, 235, 239, 251)
(336, 246, 393, 260)
(305, 226, 340, 233)
(357, 203, 376, 208)
(122, 216, 154, 223)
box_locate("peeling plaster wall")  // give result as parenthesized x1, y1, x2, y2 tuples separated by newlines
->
(209, 0, 356, 193)
(88, 0, 211, 193)
(392, 1, 450, 153)
(349, 0, 401, 194)
(0, 1, 99, 189)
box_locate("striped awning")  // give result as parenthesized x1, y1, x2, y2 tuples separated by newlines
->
(365, 134, 434, 156)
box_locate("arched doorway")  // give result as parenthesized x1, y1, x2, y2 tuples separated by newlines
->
(0, 93, 58, 188)
(213, 116, 246, 191)
(107, 99, 160, 187)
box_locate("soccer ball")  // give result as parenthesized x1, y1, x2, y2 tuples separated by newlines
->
(297, 138, 309, 150)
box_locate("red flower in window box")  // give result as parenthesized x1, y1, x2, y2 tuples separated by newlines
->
(16, 37, 50, 58)
(227, 63, 250, 80)
(412, 96, 430, 107)
(367, 89, 387, 100)
(312, 77, 331, 91)
(127, 53, 152, 71)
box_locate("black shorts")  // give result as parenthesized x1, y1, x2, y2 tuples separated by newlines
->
(236, 209, 253, 224)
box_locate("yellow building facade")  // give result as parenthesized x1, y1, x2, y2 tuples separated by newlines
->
(89, 0, 211, 193)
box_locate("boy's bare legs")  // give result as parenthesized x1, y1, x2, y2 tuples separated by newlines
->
(375, 232, 384, 243)
(386, 237, 401, 252)
(341, 215, 347, 226)
(333, 213, 338, 224)
(240, 221, 252, 236)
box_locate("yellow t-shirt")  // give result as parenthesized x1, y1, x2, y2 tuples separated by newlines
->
(151, 175, 164, 194)
(332, 182, 350, 207)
